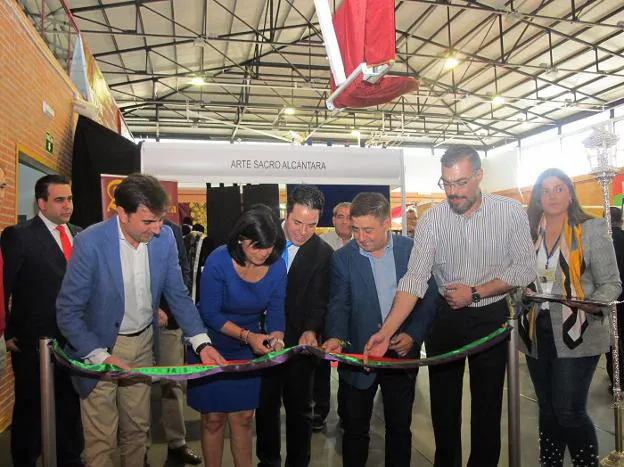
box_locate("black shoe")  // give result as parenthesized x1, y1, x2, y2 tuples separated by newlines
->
(312, 416, 326, 432)
(168, 445, 202, 465)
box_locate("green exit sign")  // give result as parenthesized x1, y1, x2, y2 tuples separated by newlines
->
(45, 133, 54, 155)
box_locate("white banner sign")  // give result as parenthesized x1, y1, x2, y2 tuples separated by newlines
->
(141, 142, 403, 186)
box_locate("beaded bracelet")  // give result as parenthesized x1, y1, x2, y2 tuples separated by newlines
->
(239, 328, 250, 345)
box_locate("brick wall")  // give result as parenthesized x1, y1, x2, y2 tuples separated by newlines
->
(0, 0, 79, 432)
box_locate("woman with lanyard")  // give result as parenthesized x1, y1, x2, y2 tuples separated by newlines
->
(519, 168, 621, 466)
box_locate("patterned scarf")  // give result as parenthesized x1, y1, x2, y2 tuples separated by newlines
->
(519, 215, 588, 351)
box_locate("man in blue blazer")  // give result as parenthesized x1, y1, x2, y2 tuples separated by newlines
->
(323, 192, 437, 467)
(57, 174, 224, 467)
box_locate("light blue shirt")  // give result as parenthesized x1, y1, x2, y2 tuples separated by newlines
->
(358, 234, 397, 322)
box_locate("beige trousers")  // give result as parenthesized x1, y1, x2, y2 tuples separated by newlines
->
(81, 327, 153, 467)
(158, 327, 187, 449)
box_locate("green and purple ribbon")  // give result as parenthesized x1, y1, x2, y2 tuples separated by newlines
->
(51, 324, 510, 382)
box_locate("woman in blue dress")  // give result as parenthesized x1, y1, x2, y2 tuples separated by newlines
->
(187, 205, 286, 467)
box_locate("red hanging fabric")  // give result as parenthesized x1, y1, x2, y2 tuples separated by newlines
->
(329, 0, 418, 109)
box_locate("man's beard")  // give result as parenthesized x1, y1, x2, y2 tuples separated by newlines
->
(448, 194, 477, 214)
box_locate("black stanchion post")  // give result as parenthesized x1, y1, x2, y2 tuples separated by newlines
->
(39, 337, 57, 467)
(507, 294, 521, 467)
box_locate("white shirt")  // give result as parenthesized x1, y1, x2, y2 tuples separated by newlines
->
(117, 218, 153, 335)
(38, 212, 73, 251)
(320, 229, 350, 251)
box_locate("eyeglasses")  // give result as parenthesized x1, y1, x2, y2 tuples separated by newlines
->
(437, 172, 477, 191)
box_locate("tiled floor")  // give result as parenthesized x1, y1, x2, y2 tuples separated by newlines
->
(0, 355, 619, 466)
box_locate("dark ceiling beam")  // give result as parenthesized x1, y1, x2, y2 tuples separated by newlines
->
(117, 99, 547, 128)
(92, 0, 135, 96)
(70, 0, 166, 14)
(400, 0, 624, 31)
(210, 0, 309, 82)
(491, 95, 624, 150)
(448, 5, 624, 127)
(400, 1, 623, 130)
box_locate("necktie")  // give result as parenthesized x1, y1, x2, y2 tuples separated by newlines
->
(282, 240, 293, 265)
(56, 225, 72, 262)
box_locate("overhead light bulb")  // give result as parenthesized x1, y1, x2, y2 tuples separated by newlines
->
(351, 129, 361, 138)
(445, 55, 459, 69)
(190, 77, 206, 86)
(492, 95, 505, 105)
(283, 107, 296, 115)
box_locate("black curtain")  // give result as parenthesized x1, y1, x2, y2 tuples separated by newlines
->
(242, 184, 280, 219)
(71, 116, 140, 228)
(206, 185, 241, 247)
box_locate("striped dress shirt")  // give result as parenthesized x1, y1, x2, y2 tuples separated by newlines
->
(398, 193, 536, 307)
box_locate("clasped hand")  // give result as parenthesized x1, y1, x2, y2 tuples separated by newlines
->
(444, 283, 473, 309)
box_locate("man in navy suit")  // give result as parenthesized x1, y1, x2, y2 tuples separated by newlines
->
(56, 173, 224, 467)
(322, 192, 437, 467)
(2, 174, 84, 467)
(255, 185, 334, 467)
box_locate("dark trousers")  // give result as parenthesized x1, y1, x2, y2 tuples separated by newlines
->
(527, 311, 600, 467)
(312, 359, 331, 421)
(426, 298, 508, 467)
(11, 347, 84, 467)
(256, 355, 315, 467)
(340, 370, 416, 467)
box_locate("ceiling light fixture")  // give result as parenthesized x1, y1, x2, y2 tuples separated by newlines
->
(190, 77, 206, 86)
(283, 107, 296, 115)
(351, 129, 361, 138)
(492, 95, 505, 105)
(444, 53, 459, 69)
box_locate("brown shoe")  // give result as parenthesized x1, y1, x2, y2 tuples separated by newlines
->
(168, 445, 202, 465)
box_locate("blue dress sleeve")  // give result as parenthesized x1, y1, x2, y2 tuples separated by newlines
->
(199, 248, 228, 332)
(265, 259, 287, 333)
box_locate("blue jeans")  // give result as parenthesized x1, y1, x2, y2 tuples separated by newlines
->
(526, 312, 600, 466)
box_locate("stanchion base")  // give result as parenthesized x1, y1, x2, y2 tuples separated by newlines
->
(601, 450, 624, 466)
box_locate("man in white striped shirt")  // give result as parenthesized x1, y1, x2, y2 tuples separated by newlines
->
(365, 145, 535, 467)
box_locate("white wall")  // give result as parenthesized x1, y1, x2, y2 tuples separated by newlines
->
(402, 148, 443, 194)
(482, 143, 519, 193)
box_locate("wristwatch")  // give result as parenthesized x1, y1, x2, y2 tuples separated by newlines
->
(471, 286, 481, 304)
(195, 341, 213, 356)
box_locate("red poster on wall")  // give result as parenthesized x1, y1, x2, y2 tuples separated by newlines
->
(100, 174, 179, 224)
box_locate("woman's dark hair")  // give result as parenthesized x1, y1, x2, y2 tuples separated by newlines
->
(527, 168, 593, 241)
(227, 204, 285, 266)
(114, 173, 169, 215)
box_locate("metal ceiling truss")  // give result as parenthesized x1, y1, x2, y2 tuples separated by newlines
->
(18, 0, 623, 148)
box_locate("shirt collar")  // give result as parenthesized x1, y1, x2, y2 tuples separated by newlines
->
(38, 211, 66, 231)
(358, 231, 393, 258)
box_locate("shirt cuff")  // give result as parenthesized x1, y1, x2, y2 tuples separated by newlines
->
(188, 333, 212, 352)
(85, 348, 111, 365)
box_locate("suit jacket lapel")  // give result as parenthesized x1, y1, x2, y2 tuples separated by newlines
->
(32, 216, 66, 267)
(393, 235, 409, 279)
(147, 238, 162, 308)
(103, 216, 124, 302)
